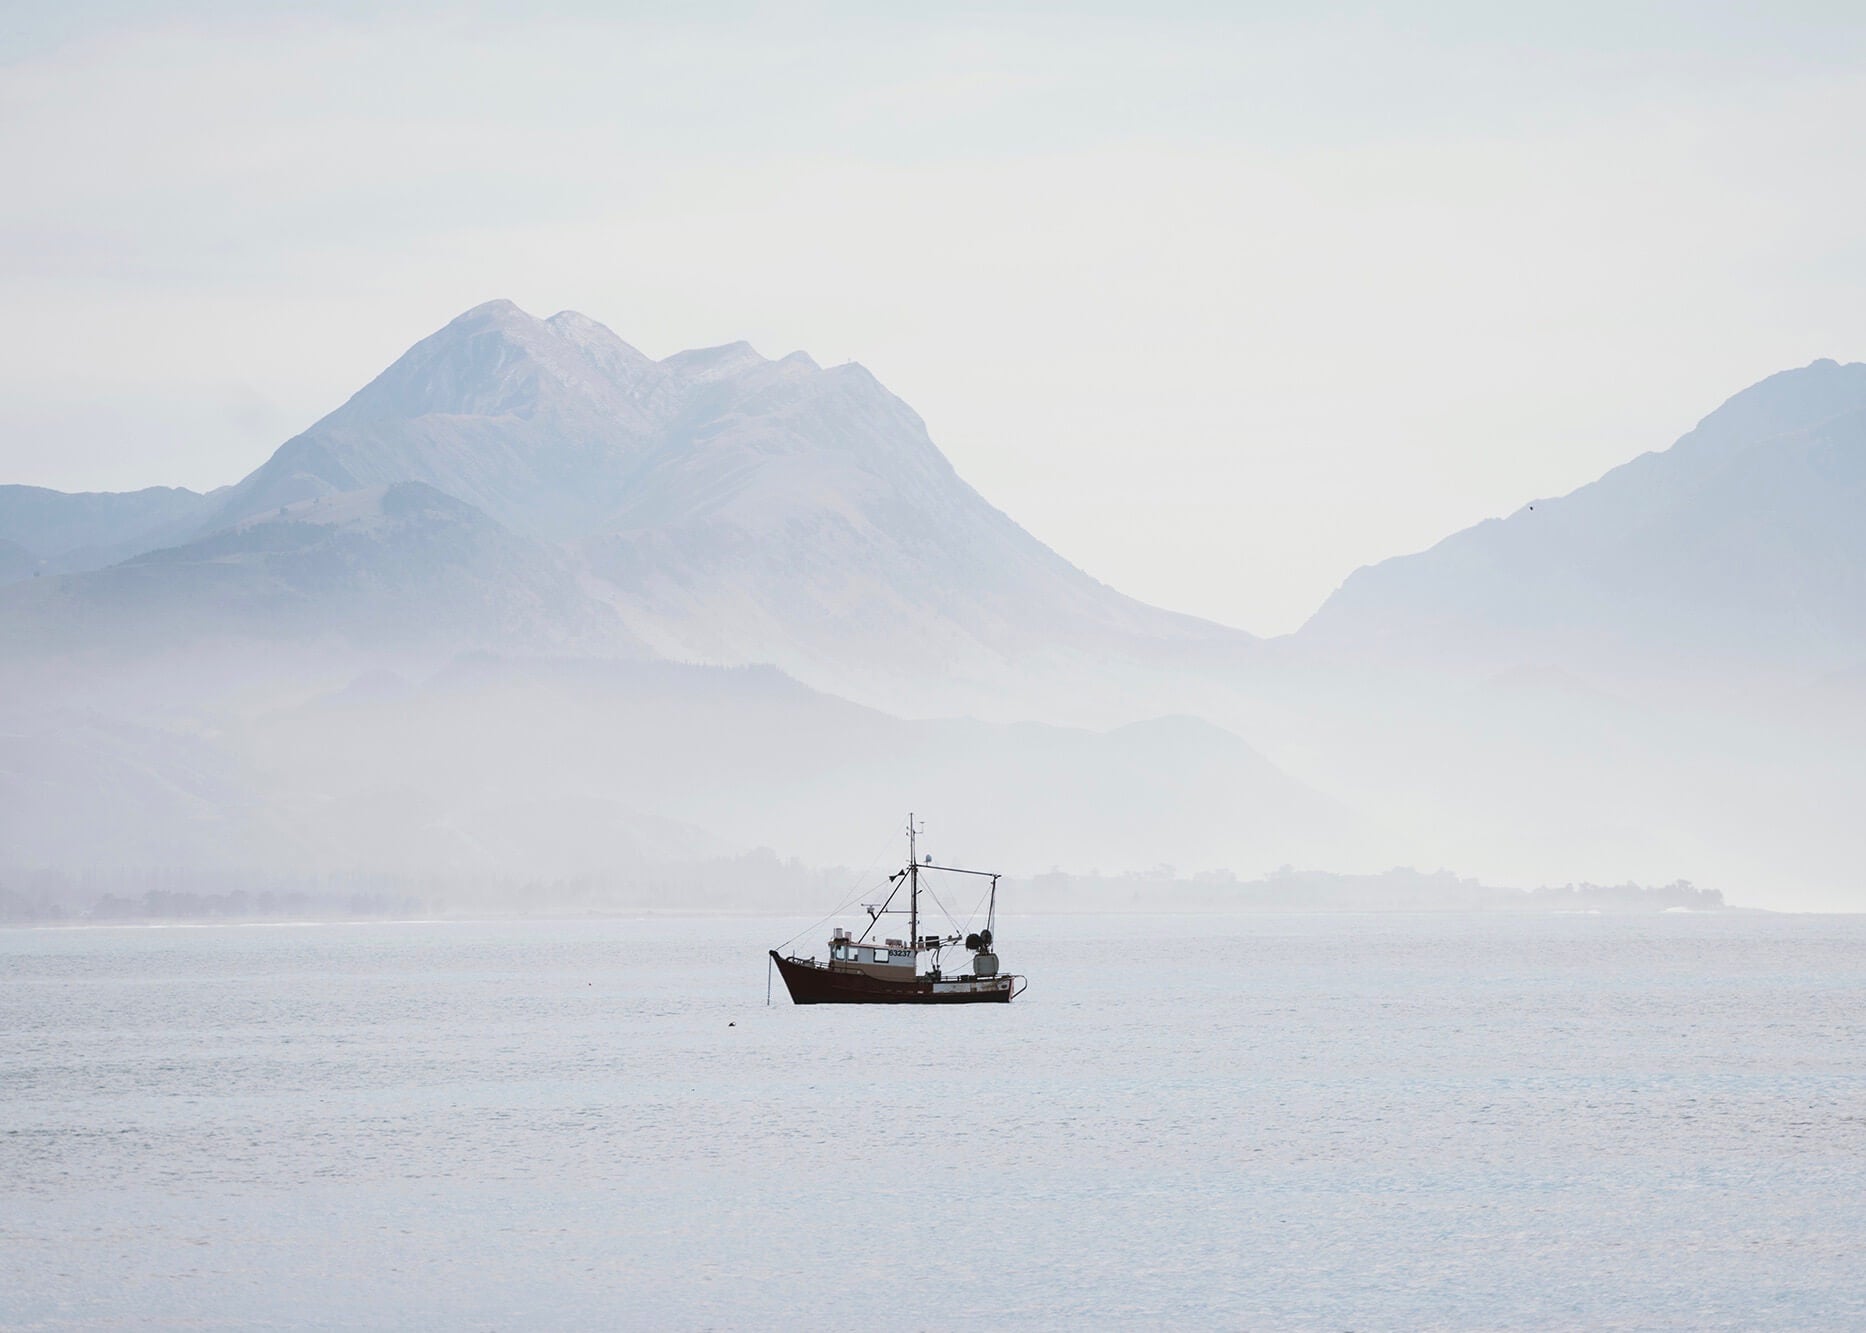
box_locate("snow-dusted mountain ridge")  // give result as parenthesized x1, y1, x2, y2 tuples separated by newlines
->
(206, 299, 1253, 717)
(210, 301, 665, 536)
(212, 299, 998, 539)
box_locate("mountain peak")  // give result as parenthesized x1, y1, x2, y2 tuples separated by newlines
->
(445, 298, 535, 330)
(544, 308, 604, 330)
(328, 299, 658, 426)
(543, 308, 641, 358)
(660, 341, 769, 383)
(1683, 357, 1866, 461)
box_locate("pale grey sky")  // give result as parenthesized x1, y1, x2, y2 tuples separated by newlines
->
(5, 2, 1865, 632)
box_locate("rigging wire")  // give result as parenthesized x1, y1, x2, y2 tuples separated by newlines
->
(921, 877, 962, 934)
(776, 831, 902, 952)
(920, 868, 969, 931)
(964, 879, 993, 932)
(917, 871, 996, 971)
(924, 870, 994, 937)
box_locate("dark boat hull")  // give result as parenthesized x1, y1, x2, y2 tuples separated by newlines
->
(770, 950, 1018, 1004)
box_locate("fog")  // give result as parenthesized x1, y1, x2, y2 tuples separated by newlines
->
(6, 9, 1863, 914)
(3, 302, 1861, 913)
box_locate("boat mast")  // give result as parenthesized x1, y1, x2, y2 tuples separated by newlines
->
(907, 812, 919, 963)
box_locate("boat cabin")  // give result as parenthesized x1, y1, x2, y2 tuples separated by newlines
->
(827, 929, 914, 976)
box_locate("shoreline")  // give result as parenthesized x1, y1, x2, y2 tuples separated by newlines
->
(1, 904, 1809, 932)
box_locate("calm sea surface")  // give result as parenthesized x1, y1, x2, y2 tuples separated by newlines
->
(3, 913, 1864, 1330)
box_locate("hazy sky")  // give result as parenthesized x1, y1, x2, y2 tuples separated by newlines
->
(5, 2, 1865, 632)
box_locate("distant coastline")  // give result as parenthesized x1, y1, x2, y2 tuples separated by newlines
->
(1, 861, 1732, 924)
(1012, 866, 1728, 914)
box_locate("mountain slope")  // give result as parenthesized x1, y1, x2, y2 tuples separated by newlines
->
(1249, 359, 1866, 905)
(235, 657, 1380, 877)
(205, 300, 1253, 718)
(577, 350, 1246, 712)
(0, 483, 218, 574)
(207, 302, 667, 538)
(0, 654, 1380, 881)
(0, 481, 637, 659)
(0, 537, 35, 584)
(1295, 358, 1866, 678)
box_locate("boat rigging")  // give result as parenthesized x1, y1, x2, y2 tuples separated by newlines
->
(768, 814, 1026, 1005)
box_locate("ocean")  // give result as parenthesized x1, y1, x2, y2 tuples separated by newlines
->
(4, 912, 1864, 1329)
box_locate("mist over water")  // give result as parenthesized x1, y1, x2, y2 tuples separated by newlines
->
(7, 913, 1864, 1329)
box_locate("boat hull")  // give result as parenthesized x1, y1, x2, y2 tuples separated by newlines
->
(770, 950, 1018, 1005)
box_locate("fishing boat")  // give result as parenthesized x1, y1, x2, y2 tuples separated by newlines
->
(769, 816, 1025, 1005)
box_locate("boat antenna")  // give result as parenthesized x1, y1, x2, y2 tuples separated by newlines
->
(907, 812, 920, 966)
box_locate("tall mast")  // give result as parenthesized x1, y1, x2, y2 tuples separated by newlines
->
(907, 812, 919, 962)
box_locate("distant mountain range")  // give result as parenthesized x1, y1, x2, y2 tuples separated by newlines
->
(0, 655, 1375, 879)
(0, 301, 1324, 885)
(2, 302, 1861, 901)
(0, 481, 635, 660)
(1, 300, 1246, 716)
(9, 311, 1859, 698)
(1296, 358, 1866, 681)
(1233, 357, 1866, 905)
(0, 483, 216, 577)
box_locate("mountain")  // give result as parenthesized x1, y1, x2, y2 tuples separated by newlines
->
(6, 308, 1864, 900)
(0, 537, 36, 584)
(0, 484, 217, 575)
(0, 481, 636, 660)
(0, 300, 1310, 891)
(206, 300, 1253, 718)
(1295, 359, 1866, 682)
(267, 656, 1377, 876)
(208, 302, 664, 537)
(1250, 359, 1866, 906)
(0, 655, 1377, 880)
(0, 711, 297, 869)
